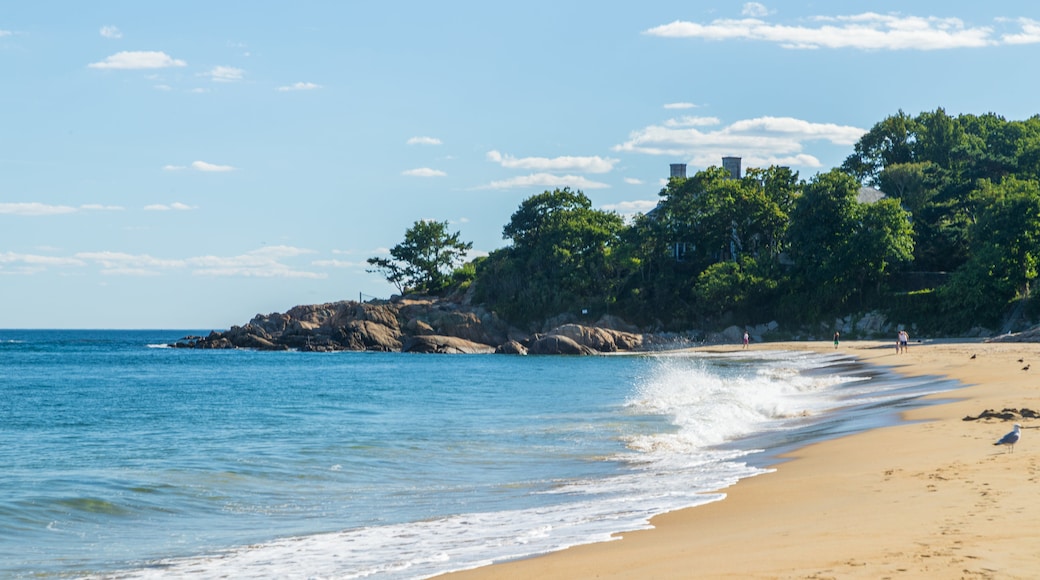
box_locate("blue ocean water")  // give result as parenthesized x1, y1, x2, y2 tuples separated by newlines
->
(0, 330, 959, 579)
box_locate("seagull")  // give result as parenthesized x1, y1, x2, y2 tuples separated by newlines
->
(994, 423, 1022, 453)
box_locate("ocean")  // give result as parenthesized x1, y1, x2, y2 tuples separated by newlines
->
(0, 330, 959, 579)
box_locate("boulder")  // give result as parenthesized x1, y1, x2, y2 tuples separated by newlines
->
(402, 335, 496, 354)
(495, 340, 529, 355)
(528, 334, 597, 355)
(548, 324, 643, 352)
(332, 320, 402, 351)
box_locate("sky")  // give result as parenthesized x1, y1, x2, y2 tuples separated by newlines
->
(3, 1, 1040, 329)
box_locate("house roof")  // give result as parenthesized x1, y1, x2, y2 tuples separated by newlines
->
(857, 186, 886, 204)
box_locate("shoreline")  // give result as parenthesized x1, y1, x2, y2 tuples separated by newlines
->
(439, 339, 1040, 579)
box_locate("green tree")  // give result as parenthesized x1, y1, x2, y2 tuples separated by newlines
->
(841, 109, 919, 184)
(474, 188, 625, 325)
(940, 177, 1040, 327)
(367, 220, 472, 295)
(786, 170, 914, 315)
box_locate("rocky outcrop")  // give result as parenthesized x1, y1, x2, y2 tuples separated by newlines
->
(171, 296, 649, 355)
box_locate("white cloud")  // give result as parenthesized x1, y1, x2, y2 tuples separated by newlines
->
(163, 164, 186, 171)
(144, 202, 195, 211)
(76, 251, 187, 272)
(623, 177, 644, 185)
(614, 115, 865, 169)
(0, 252, 87, 268)
(277, 81, 322, 91)
(664, 102, 700, 110)
(192, 160, 236, 172)
(1000, 17, 1040, 45)
(407, 136, 443, 146)
(88, 51, 187, 69)
(0, 202, 77, 216)
(206, 65, 245, 82)
(100, 25, 122, 39)
(2, 246, 328, 279)
(0, 202, 123, 215)
(643, 12, 1033, 50)
(486, 150, 618, 174)
(403, 167, 447, 177)
(481, 173, 610, 190)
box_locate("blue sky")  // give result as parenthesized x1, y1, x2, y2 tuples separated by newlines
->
(3, 1, 1040, 329)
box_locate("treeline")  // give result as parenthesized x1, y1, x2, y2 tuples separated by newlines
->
(374, 108, 1040, 335)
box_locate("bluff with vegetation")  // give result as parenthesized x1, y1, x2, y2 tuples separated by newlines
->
(458, 108, 1040, 338)
(188, 108, 1040, 352)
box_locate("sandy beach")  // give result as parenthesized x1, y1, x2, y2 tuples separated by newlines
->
(441, 339, 1040, 579)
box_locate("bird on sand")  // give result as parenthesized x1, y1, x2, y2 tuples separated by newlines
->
(1023, 364, 1031, 371)
(994, 423, 1022, 453)
(1018, 358, 1024, 363)
(970, 354, 977, 359)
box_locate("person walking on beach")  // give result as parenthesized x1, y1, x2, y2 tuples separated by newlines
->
(743, 331, 750, 349)
(898, 329, 909, 354)
(833, 331, 840, 349)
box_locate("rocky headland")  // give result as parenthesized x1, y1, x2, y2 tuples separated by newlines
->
(170, 296, 652, 355)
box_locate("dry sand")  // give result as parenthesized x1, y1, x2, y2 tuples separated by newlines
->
(440, 339, 1040, 579)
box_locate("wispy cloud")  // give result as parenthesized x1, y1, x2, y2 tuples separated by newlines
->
(665, 116, 722, 128)
(311, 258, 366, 268)
(614, 115, 866, 169)
(486, 150, 618, 174)
(742, 2, 771, 18)
(664, 102, 700, 110)
(0, 202, 123, 216)
(2, 245, 335, 279)
(402, 167, 447, 177)
(144, 202, 196, 211)
(480, 173, 610, 190)
(205, 65, 245, 82)
(0, 252, 87, 274)
(88, 51, 187, 69)
(192, 160, 236, 172)
(645, 12, 1040, 50)
(1000, 17, 1040, 45)
(277, 81, 322, 91)
(601, 199, 658, 217)
(189, 246, 326, 278)
(407, 136, 443, 146)
(623, 177, 644, 185)
(100, 25, 122, 39)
